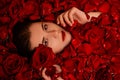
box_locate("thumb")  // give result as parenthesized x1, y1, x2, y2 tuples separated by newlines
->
(42, 68, 51, 80)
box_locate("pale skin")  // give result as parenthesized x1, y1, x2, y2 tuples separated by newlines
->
(29, 7, 101, 80)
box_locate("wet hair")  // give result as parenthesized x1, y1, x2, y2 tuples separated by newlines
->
(12, 19, 40, 58)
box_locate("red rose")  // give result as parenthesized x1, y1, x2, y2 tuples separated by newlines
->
(0, 26, 8, 40)
(84, 2, 97, 12)
(61, 49, 70, 59)
(77, 0, 87, 7)
(102, 27, 119, 55)
(85, 24, 104, 44)
(0, 46, 9, 78)
(32, 44, 55, 70)
(66, 1, 78, 10)
(0, 0, 11, 9)
(0, 16, 10, 24)
(103, 41, 112, 50)
(67, 73, 76, 80)
(100, 14, 112, 25)
(5, 41, 17, 50)
(98, 2, 110, 13)
(83, 43, 93, 55)
(45, 66, 56, 77)
(15, 64, 33, 80)
(0, 45, 8, 55)
(44, 14, 55, 21)
(2, 54, 25, 75)
(95, 66, 112, 80)
(90, 0, 104, 6)
(29, 10, 39, 20)
(110, 6, 120, 21)
(110, 55, 120, 74)
(114, 74, 120, 80)
(0, 0, 120, 79)
(77, 57, 87, 71)
(108, 0, 120, 11)
(63, 58, 76, 72)
(19, 1, 38, 19)
(88, 55, 110, 70)
(8, 0, 23, 19)
(41, 2, 53, 16)
(23, 1, 37, 15)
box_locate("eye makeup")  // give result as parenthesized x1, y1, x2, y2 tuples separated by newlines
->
(42, 22, 48, 31)
(42, 37, 48, 46)
(41, 22, 48, 46)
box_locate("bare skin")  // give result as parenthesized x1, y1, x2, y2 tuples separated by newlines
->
(41, 7, 101, 80)
(29, 22, 72, 54)
(57, 7, 101, 27)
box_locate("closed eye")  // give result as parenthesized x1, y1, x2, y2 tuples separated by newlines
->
(42, 22, 48, 31)
(41, 23, 48, 46)
(42, 37, 48, 46)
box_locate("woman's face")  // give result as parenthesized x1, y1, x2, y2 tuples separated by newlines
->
(29, 22, 72, 54)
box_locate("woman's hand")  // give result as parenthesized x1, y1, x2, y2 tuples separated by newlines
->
(42, 68, 51, 80)
(57, 7, 101, 27)
(41, 64, 63, 80)
(57, 7, 88, 27)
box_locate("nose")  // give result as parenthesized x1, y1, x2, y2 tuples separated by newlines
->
(47, 30, 60, 38)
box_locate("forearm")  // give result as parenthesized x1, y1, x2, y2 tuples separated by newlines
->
(87, 12, 102, 22)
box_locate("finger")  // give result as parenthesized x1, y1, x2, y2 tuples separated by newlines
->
(63, 11, 72, 26)
(53, 64, 62, 73)
(57, 17, 60, 24)
(69, 7, 77, 24)
(59, 14, 66, 27)
(42, 68, 51, 80)
(68, 10, 74, 24)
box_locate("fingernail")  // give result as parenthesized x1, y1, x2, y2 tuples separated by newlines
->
(70, 23, 73, 26)
(63, 24, 66, 27)
(71, 21, 73, 24)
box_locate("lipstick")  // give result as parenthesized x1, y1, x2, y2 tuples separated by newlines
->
(61, 31, 65, 41)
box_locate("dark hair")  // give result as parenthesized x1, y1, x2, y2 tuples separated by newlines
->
(12, 19, 39, 58)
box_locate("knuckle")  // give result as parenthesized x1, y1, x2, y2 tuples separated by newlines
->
(63, 13, 66, 18)
(68, 12, 71, 17)
(57, 15, 60, 19)
(72, 7, 76, 10)
(71, 7, 78, 13)
(59, 16, 63, 21)
(57, 17, 59, 20)
(60, 14, 62, 18)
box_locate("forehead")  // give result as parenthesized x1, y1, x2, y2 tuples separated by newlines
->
(29, 22, 43, 50)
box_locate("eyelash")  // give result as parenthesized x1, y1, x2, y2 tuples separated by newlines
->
(43, 38, 48, 46)
(43, 24, 48, 31)
(42, 23, 48, 46)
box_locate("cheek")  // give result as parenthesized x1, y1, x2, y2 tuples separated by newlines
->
(49, 38, 64, 53)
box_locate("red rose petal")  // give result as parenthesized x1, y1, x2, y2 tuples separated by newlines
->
(83, 43, 93, 55)
(84, 2, 97, 12)
(90, 0, 104, 6)
(99, 2, 110, 13)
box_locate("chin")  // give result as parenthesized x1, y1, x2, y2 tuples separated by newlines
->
(64, 32, 72, 47)
(67, 32, 72, 43)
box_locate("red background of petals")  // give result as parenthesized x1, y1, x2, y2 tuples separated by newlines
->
(0, 0, 120, 80)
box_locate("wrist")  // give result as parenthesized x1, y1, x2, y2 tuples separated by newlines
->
(87, 12, 102, 22)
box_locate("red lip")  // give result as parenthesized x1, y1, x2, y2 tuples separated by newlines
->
(61, 31, 65, 41)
